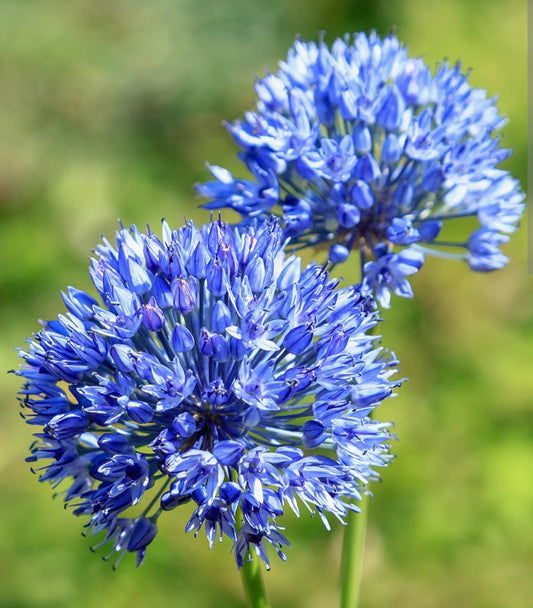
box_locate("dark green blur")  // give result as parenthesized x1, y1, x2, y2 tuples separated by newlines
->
(0, 1, 530, 607)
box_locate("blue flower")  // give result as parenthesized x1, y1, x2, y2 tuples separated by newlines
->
(198, 32, 524, 307)
(17, 218, 400, 569)
(17, 220, 399, 567)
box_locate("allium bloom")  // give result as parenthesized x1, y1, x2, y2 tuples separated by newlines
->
(17, 218, 400, 568)
(198, 32, 525, 307)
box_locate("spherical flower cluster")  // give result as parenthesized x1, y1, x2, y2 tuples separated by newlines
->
(17, 218, 400, 568)
(198, 32, 524, 307)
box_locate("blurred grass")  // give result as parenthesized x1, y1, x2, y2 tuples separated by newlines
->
(0, 1, 530, 607)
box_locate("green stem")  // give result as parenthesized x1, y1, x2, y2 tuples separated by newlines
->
(340, 492, 369, 608)
(240, 551, 271, 608)
(235, 503, 270, 608)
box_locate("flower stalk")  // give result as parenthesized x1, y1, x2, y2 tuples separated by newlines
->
(240, 553, 270, 608)
(340, 493, 369, 608)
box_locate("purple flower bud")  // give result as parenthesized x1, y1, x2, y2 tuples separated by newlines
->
(61, 287, 98, 320)
(283, 324, 313, 354)
(421, 166, 444, 192)
(245, 257, 266, 292)
(381, 132, 401, 164)
(46, 411, 88, 440)
(141, 297, 165, 331)
(171, 325, 195, 352)
(354, 153, 381, 183)
(337, 203, 361, 228)
(144, 233, 168, 274)
(171, 412, 197, 438)
(418, 220, 442, 242)
(127, 518, 157, 554)
(119, 251, 152, 295)
(377, 86, 405, 130)
(206, 258, 227, 297)
(302, 420, 327, 448)
(351, 180, 374, 210)
(353, 125, 372, 155)
(161, 488, 192, 511)
(217, 242, 239, 280)
(127, 400, 154, 423)
(199, 328, 229, 361)
(110, 344, 136, 372)
(213, 440, 244, 466)
(387, 217, 420, 245)
(283, 197, 313, 237)
(98, 433, 130, 454)
(153, 275, 173, 309)
(467, 228, 509, 271)
(207, 220, 225, 252)
(394, 182, 414, 207)
(220, 481, 241, 504)
(229, 335, 246, 360)
(187, 242, 210, 279)
(243, 406, 261, 427)
(211, 300, 232, 333)
(150, 428, 181, 458)
(172, 278, 196, 314)
(201, 377, 230, 406)
(329, 244, 350, 264)
(351, 383, 393, 407)
(396, 247, 425, 275)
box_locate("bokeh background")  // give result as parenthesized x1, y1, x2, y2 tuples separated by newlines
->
(0, 1, 530, 607)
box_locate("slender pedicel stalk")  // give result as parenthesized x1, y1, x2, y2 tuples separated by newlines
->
(340, 492, 369, 608)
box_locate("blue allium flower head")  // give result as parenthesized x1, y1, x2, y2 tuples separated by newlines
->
(197, 32, 525, 308)
(17, 218, 400, 569)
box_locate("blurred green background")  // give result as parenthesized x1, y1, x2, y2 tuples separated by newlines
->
(0, 1, 530, 607)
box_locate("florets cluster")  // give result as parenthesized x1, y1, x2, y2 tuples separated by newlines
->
(198, 32, 524, 307)
(17, 218, 399, 568)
